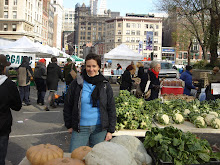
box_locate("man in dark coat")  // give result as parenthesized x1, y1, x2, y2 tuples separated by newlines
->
(34, 58, 47, 105)
(0, 54, 22, 165)
(45, 57, 63, 111)
(63, 58, 77, 85)
(180, 65, 198, 96)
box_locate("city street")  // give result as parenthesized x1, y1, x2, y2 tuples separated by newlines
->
(5, 83, 120, 165)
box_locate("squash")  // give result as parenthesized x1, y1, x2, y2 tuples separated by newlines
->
(71, 146, 92, 161)
(44, 157, 85, 165)
(85, 142, 137, 165)
(111, 135, 152, 165)
(26, 144, 63, 165)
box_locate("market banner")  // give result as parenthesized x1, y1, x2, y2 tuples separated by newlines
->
(146, 31, 153, 50)
(4, 53, 36, 68)
(138, 41, 143, 54)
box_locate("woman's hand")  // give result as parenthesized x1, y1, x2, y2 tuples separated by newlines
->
(105, 132, 112, 141)
(68, 128, 73, 134)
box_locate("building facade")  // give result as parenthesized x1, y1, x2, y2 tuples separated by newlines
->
(105, 15, 163, 60)
(90, 0, 98, 15)
(48, 1, 55, 47)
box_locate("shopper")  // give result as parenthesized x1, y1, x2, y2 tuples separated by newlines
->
(34, 58, 47, 105)
(136, 62, 144, 78)
(130, 61, 136, 77)
(140, 61, 161, 100)
(17, 56, 33, 106)
(180, 65, 198, 96)
(63, 58, 77, 86)
(120, 64, 134, 92)
(63, 53, 116, 152)
(45, 57, 63, 111)
(0, 54, 22, 165)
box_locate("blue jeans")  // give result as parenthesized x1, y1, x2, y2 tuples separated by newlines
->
(69, 125, 107, 152)
(0, 135, 9, 165)
(19, 85, 30, 104)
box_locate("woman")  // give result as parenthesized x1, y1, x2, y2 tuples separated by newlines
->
(120, 65, 134, 92)
(140, 61, 161, 100)
(63, 58, 77, 85)
(63, 53, 116, 152)
(136, 62, 144, 78)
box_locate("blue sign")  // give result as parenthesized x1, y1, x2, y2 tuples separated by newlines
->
(162, 48, 175, 52)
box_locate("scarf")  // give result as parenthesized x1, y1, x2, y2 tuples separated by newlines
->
(151, 68, 159, 78)
(82, 69, 106, 107)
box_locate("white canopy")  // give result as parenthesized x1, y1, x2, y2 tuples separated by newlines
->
(104, 44, 143, 61)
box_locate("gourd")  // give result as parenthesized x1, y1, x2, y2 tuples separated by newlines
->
(44, 158, 85, 165)
(71, 146, 92, 161)
(111, 135, 152, 165)
(85, 142, 137, 165)
(26, 144, 63, 165)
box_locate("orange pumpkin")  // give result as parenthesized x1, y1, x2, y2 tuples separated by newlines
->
(54, 94, 60, 99)
(44, 158, 85, 165)
(71, 146, 92, 161)
(26, 144, 63, 165)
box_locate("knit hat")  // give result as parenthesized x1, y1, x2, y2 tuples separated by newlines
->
(186, 65, 192, 71)
(0, 54, 11, 67)
(39, 58, 46, 63)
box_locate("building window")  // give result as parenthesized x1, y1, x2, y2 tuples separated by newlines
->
(156, 25, 159, 29)
(118, 23, 121, 27)
(4, 11, 8, 18)
(13, 11, 17, 19)
(136, 45, 139, 50)
(136, 37, 140, 42)
(14, 0, 17, 5)
(117, 37, 121, 42)
(126, 37, 130, 42)
(154, 46, 158, 51)
(193, 44, 199, 51)
(131, 30, 135, 35)
(3, 24, 8, 31)
(5, 0, 9, 5)
(154, 38, 158, 43)
(178, 52, 182, 59)
(126, 30, 130, 35)
(145, 24, 148, 28)
(126, 23, 130, 28)
(144, 31, 147, 35)
(118, 30, 121, 34)
(154, 32, 158, 36)
(137, 23, 141, 28)
(150, 24, 154, 29)
(184, 52, 187, 59)
(131, 23, 136, 28)
(136, 30, 140, 35)
(132, 45, 135, 50)
(88, 27, 91, 30)
(131, 37, 135, 42)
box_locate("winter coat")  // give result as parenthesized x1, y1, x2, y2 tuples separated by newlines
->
(17, 57, 33, 86)
(0, 75, 22, 136)
(63, 75, 116, 133)
(46, 62, 63, 90)
(180, 70, 196, 95)
(137, 66, 144, 78)
(140, 70, 160, 100)
(63, 63, 77, 85)
(34, 62, 47, 79)
(120, 70, 133, 91)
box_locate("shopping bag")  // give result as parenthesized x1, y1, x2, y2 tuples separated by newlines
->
(69, 64, 77, 79)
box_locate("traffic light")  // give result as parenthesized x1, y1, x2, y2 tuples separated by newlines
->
(151, 52, 154, 61)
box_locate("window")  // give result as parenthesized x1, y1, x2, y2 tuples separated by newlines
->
(88, 27, 91, 30)
(3, 24, 8, 31)
(126, 30, 130, 35)
(118, 23, 121, 27)
(126, 23, 130, 28)
(136, 45, 139, 50)
(136, 30, 140, 35)
(156, 25, 159, 29)
(98, 27, 102, 31)
(145, 24, 148, 28)
(93, 27, 96, 31)
(154, 46, 158, 51)
(136, 37, 140, 42)
(126, 37, 130, 42)
(117, 37, 121, 42)
(144, 31, 147, 35)
(88, 32, 91, 35)
(137, 24, 141, 28)
(5, 0, 9, 5)
(184, 52, 187, 59)
(4, 11, 8, 18)
(178, 52, 182, 59)
(131, 30, 135, 35)
(193, 44, 199, 51)
(154, 32, 158, 36)
(13, 0, 17, 5)
(118, 30, 121, 34)
(154, 38, 158, 43)
(132, 45, 135, 50)
(131, 23, 136, 28)
(150, 24, 154, 29)
(13, 11, 17, 19)
(131, 37, 135, 42)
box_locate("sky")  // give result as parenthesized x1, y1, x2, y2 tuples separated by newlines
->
(63, 0, 163, 16)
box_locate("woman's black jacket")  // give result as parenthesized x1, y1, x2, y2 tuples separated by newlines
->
(63, 75, 116, 133)
(120, 70, 133, 91)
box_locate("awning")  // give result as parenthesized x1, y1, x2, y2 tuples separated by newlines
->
(71, 55, 84, 61)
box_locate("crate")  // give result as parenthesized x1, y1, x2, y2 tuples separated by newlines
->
(161, 86, 184, 95)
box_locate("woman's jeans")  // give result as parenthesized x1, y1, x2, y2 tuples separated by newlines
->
(69, 125, 107, 152)
(0, 135, 9, 165)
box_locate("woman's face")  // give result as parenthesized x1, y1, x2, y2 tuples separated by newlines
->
(154, 64, 161, 72)
(86, 59, 100, 77)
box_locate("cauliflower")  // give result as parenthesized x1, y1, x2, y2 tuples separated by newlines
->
(194, 116, 207, 128)
(209, 111, 218, 118)
(157, 114, 169, 125)
(173, 113, 184, 124)
(210, 118, 220, 129)
(205, 114, 216, 126)
(184, 109, 190, 116)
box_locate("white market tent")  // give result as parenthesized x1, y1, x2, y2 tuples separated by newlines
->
(104, 44, 143, 61)
(104, 44, 143, 71)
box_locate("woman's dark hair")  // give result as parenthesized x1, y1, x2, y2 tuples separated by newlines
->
(51, 57, 57, 63)
(85, 53, 101, 68)
(0, 65, 4, 75)
(126, 64, 133, 71)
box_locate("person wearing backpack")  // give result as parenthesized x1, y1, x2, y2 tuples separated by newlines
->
(63, 53, 116, 152)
